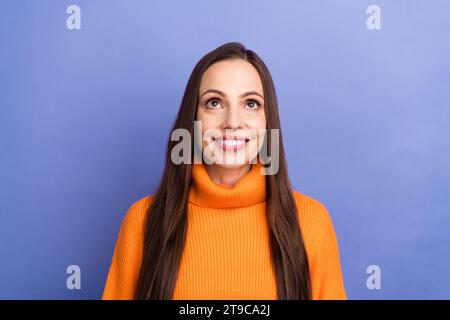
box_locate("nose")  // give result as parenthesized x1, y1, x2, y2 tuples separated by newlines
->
(223, 104, 244, 130)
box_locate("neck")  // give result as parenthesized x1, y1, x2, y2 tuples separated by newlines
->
(204, 164, 252, 188)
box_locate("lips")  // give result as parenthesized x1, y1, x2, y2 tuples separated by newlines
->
(212, 135, 250, 151)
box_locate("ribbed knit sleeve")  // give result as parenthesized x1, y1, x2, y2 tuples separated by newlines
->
(293, 192, 347, 300)
(101, 196, 152, 300)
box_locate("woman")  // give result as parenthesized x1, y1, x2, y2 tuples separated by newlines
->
(102, 42, 347, 300)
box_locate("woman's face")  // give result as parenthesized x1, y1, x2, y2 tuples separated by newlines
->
(196, 59, 267, 169)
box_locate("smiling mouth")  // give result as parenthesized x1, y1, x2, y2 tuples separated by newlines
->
(212, 136, 250, 151)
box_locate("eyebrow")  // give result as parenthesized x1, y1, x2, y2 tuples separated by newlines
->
(200, 88, 264, 99)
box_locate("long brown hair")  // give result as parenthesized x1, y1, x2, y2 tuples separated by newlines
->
(134, 42, 311, 299)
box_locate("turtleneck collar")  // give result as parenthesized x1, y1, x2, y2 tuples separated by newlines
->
(188, 162, 267, 208)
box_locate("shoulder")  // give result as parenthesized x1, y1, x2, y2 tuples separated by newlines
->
(120, 194, 155, 232)
(291, 190, 338, 257)
(292, 190, 332, 226)
(127, 194, 155, 215)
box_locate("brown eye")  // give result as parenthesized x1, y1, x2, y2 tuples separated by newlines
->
(246, 99, 260, 109)
(206, 98, 221, 109)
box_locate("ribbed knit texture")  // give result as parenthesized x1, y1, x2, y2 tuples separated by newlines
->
(102, 163, 347, 300)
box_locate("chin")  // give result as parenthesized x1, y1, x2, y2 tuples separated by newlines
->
(212, 162, 250, 170)
(201, 144, 260, 168)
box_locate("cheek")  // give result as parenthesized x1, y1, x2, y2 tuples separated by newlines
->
(196, 112, 220, 148)
(246, 115, 267, 153)
(246, 113, 267, 131)
(197, 109, 223, 130)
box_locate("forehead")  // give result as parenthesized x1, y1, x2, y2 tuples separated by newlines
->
(199, 59, 264, 94)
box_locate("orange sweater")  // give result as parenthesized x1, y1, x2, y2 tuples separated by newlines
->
(102, 162, 347, 300)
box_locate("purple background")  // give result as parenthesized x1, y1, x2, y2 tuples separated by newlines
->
(1, 0, 449, 299)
